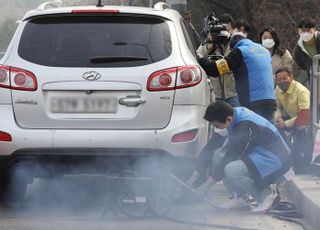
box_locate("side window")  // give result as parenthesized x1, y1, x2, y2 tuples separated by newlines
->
(180, 19, 196, 57)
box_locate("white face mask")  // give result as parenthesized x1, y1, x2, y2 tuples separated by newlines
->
(214, 127, 228, 137)
(232, 31, 247, 38)
(300, 32, 314, 42)
(262, 38, 275, 49)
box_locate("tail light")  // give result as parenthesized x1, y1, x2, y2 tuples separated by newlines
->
(14, 73, 27, 86)
(147, 65, 201, 91)
(0, 65, 37, 91)
(172, 129, 198, 143)
(176, 66, 202, 89)
(147, 67, 176, 91)
(0, 131, 12, 142)
(0, 65, 10, 89)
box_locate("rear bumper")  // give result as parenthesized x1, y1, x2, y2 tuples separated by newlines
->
(0, 151, 196, 180)
(0, 104, 208, 158)
(0, 149, 168, 174)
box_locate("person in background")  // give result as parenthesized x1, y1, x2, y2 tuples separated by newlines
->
(197, 13, 239, 107)
(232, 18, 250, 38)
(198, 19, 276, 122)
(294, 18, 320, 84)
(259, 26, 294, 84)
(274, 67, 310, 139)
(182, 10, 201, 48)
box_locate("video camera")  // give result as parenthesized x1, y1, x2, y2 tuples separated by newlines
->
(202, 13, 231, 47)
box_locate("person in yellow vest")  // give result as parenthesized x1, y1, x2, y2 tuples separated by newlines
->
(274, 67, 310, 137)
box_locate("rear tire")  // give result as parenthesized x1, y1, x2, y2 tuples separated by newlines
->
(0, 162, 31, 207)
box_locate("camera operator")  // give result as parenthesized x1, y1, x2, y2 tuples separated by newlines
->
(198, 19, 276, 122)
(197, 14, 239, 107)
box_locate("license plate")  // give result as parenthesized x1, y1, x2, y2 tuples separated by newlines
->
(50, 97, 117, 113)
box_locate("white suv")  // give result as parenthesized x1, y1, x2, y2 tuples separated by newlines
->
(0, 1, 210, 201)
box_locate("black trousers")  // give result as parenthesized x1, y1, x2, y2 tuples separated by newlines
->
(246, 99, 277, 123)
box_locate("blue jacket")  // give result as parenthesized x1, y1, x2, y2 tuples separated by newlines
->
(232, 38, 275, 104)
(199, 36, 276, 108)
(213, 107, 291, 190)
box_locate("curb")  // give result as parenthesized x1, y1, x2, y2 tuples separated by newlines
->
(286, 175, 320, 230)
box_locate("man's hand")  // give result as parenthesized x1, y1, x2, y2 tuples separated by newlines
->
(186, 170, 200, 187)
(193, 176, 217, 197)
(196, 42, 214, 59)
(206, 42, 214, 51)
(275, 117, 286, 128)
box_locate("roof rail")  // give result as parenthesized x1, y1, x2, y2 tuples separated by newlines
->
(37, 0, 64, 10)
(154, 2, 170, 11)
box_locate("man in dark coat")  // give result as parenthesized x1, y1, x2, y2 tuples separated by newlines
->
(294, 18, 320, 84)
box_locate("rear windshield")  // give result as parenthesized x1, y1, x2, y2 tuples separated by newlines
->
(18, 15, 172, 67)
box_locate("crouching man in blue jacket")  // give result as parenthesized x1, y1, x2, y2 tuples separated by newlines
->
(197, 101, 291, 213)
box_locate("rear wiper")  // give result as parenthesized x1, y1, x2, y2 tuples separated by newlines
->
(90, 56, 148, 63)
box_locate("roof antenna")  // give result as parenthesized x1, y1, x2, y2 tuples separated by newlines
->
(96, 0, 104, 7)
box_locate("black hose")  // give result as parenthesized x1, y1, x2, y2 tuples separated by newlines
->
(118, 191, 258, 230)
(269, 201, 309, 230)
(106, 170, 308, 230)
(117, 189, 258, 229)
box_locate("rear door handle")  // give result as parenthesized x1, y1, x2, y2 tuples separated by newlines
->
(119, 96, 145, 107)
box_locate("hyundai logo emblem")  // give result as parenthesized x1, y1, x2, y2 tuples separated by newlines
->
(83, 71, 102, 81)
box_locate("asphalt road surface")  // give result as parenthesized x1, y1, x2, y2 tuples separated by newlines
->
(0, 175, 309, 230)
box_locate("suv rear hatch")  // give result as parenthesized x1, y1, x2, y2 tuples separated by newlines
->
(11, 14, 177, 129)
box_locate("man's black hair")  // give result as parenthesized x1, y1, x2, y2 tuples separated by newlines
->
(275, 66, 293, 77)
(232, 18, 250, 32)
(298, 18, 316, 28)
(204, 101, 234, 122)
(220, 13, 233, 24)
